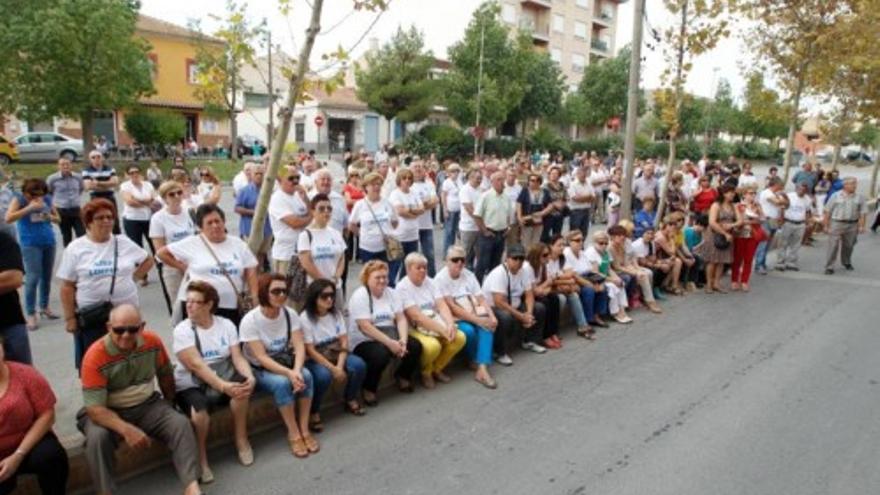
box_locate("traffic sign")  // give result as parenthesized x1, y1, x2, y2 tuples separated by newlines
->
(314, 115, 324, 127)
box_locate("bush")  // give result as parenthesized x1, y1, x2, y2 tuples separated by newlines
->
(707, 139, 735, 160)
(528, 126, 570, 157)
(734, 140, 774, 161)
(571, 135, 624, 156)
(124, 108, 186, 147)
(401, 125, 473, 161)
(483, 137, 521, 158)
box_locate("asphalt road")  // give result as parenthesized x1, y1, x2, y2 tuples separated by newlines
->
(111, 231, 880, 495)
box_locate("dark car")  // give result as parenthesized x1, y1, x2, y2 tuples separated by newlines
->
(846, 150, 872, 163)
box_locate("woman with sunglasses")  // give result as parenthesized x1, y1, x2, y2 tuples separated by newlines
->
(522, 243, 565, 349)
(434, 246, 497, 389)
(5, 179, 60, 331)
(584, 231, 632, 324)
(301, 279, 368, 428)
(267, 165, 312, 292)
(298, 194, 345, 297)
(173, 281, 256, 482)
(58, 198, 153, 369)
(150, 181, 196, 322)
(516, 173, 551, 248)
(562, 232, 611, 334)
(545, 234, 596, 338)
(195, 166, 221, 205)
(240, 274, 318, 458)
(349, 260, 422, 403)
(388, 168, 423, 285)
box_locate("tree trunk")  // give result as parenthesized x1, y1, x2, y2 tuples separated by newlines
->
(782, 68, 806, 184)
(230, 73, 239, 160)
(831, 142, 842, 171)
(81, 111, 95, 156)
(870, 156, 879, 199)
(248, 0, 325, 254)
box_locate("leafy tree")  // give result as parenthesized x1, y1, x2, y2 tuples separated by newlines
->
(851, 122, 879, 151)
(703, 79, 737, 144)
(571, 46, 642, 129)
(355, 26, 438, 141)
(191, 0, 264, 159)
(507, 36, 565, 141)
(124, 108, 186, 152)
(0, 0, 154, 153)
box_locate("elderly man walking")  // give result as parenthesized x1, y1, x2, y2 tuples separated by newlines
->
(824, 177, 867, 275)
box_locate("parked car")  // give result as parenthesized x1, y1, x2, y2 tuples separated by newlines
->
(236, 135, 265, 157)
(13, 132, 83, 162)
(845, 150, 873, 163)
(0, 135, 19, 165)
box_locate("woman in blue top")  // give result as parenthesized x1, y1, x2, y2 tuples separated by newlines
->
(4, 178, 59, 330)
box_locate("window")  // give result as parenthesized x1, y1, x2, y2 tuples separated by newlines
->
(52, 134, 67, 142)
(295, 123, 305, 143)
(501, 3, 516, 23)
(574, 21, 587, 39)
(201, 119, 219, 134)
(576, 0, 588, 7)
(550, 48, 562, 63)
(244, 92, 271, 109)
(571, 53, 585, 73)
(553, 14, 565, 33)
(569, 83, 579, 93)
(147, 54, 158, 80)
(186, 59, 199, 84)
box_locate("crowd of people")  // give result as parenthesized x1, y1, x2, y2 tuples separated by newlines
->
(0, 145, 875, 494)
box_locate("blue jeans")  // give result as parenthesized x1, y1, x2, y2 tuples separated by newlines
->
(357, 248, 387, 264)
(254, 366, 314, 407)
(1, 323, 32, 364)
(419, 229, 437, 278)
(388, 240, 419, 287)
(559, 293, 588, 328)
(456, 320, 493, 365)
(443, 211, 460, 257)
(305, 354, 367, 413)
(754, 220, 778, 270)
(21, 244, 55, 316)
(578, 285, 609, 321)
(474, 231, 505, 282)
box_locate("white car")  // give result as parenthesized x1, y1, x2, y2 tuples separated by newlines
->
(14, 132, 84, 162)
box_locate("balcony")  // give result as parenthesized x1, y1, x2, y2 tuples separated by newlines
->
(519, 18, 551, 44)
(521, 0, 552, 9)
(593, 9, 613, 26)
(591, 38, 609, 53)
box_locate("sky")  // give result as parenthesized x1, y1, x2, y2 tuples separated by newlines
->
(141, 0, 756, 101)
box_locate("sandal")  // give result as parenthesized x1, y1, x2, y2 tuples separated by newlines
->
(39, 309, 60, 320)
(308, 415, 324, 433)
(397, 379, 414, 393)
(26, 315, 38, 332)
(303, 435, 320, 453)
(475, 374, 497, 390)
(362, 392, 379, 407)
(576, 327, 595, 340)
(289, 437, 309, 458)
(344, 401, 366, 416)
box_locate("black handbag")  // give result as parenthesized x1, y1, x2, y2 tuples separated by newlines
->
(713, 232, 731, 250)
(75, 236, 117, 329)
(266, 308, 295, 369)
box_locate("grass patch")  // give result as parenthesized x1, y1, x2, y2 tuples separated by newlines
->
(4, 158, 244, 183)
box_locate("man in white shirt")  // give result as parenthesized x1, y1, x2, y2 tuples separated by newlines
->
(503, 168, 523, 248)
(268, 165, 312, 275)
(755, 177, 789, 274)
(441, 163, 463, 256)
(232, 161, 254, 200)
(568, 165, 595, 238)
(776, 182, 811, 271)
(458, 169, 483, 270)
(410, 160, 439, 277)
(381, 157, 399, 198)
(481, 245, 546, 366)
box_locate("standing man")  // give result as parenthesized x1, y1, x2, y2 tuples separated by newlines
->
(232, 161, 255, 201)
(632, 163, 658, 212)
(775, 183, 812, 271)
(754, 177, 788, 274)
(503, 168, 523, 248)
(47, 157, 86, 246)
(568, 164, 595, 238)
(824, 177, 867, 275)
(410, 161, 439, 277)
(268, 165, 312, 276)
(473, 172, 513, 282)
(234, 165, 272, 270)
(82, 150, 120, 234)
(441, 163, 462, 256)
(459, 169, 483, 271)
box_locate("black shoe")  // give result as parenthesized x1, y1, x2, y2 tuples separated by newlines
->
(825, 268, 834, 275)
(590, 320, 609, 329)
(844, 264, 854, 271)
(787, 266, 799, 272)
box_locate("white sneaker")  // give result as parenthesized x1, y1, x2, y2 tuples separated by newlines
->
(521, 342, 547, 354)
(495, 354, 514, 366)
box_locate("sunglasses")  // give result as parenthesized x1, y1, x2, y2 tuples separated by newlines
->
(319, 291, 336, 300)
(111, 323, 144, 335)
(570, 238, 583, 243)
(449, 257, 465, 264)
(269, 288, 289, 296)
(128, 170, 140, 175)
(596, 241, 608, 245)
(316, 205, 333, 213)
(511, 256, 525, 261)
(286, 175, 300, 182)
(166, 190, 183, 198)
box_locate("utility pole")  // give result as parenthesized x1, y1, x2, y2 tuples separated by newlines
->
(473, 19, 485, 160)
(266, 28, 274, 151)
(620, 0, 646, 221)
(702, 66, 719, 156)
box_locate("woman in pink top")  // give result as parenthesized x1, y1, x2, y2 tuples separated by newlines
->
(0, 335, 68, 494)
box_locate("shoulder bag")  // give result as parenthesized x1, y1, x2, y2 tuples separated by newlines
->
(368, 290, 399, 340)
(75, 236, 117, 330)
(265, 308, 295, 369)
(199, 235, 254, 318)
(314, 313, 345, 363)
(364, 200, 403, 261)
(190, 321, 244, 402)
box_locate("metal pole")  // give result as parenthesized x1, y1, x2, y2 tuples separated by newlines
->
(703, 66, 719, 155)
(474, 19, 485, 160)
(620, 0, 646, 221)
(267, 28, 274, 151)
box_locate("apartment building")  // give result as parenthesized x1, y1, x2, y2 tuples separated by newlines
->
(500, 0, 625, 92)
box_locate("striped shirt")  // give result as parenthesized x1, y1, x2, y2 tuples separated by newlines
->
(825, 190, 866, 222)
(81, 331, 173, 409)
(81, 165, 117, 199)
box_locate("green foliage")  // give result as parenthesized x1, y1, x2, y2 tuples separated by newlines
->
(571, 47, 643, 127)
(570, 135, 625, 155)
(0, 0, 154, 149)
(401, 125, 472, 161)
(507, 36, 565, 127)
(355, 26, 438, 124)
(124, 108, 187, 147)
(733, 140, 775, 160)
(528, 126, 570, 155)
(850, 122, 879, 149)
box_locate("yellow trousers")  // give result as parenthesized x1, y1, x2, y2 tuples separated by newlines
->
(409, 329, 466, 375)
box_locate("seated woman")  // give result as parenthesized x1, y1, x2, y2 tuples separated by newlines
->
(608, 225, 662, 314)
(0, 335, 68, 495)
(301, 279, 368, 429)
(545, 234, 596, 338)
(653, 217, 685, 295)
(630, 226, 668, 300)
(434, 246, 497, 389)
(563, 231, 611, 334)
(349, 260, 423, 403)
(240, 273, 318, 459)
(524, 244, 563, 350)
(173, 281, 256, 483)
(585, 231, 632, 324)
(396, 252, 466, 389)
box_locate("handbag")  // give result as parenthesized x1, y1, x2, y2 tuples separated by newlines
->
(368, 290, 400, 340)
(453, 294, 490, 317)
(190, 322, 245, 403)
(266, 308, 295, 369)
(415, 309, 445, 338)
(286, 255, 309, 304)
(76, 236, 118, 329)
(713, 232, 731, 250)
(552, 273, 578, 294)
(752, 223, 768, 243)
(585, 272, 607, 285)
(364, 199, 403, 261)
(199, 235, 254, 318)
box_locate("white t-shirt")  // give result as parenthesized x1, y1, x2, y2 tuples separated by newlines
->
(458, 183, 481, 232)
(268, 188, 310, 261)
(232, 171, 249, 199)
(590, 168, 610, 191)
(197, 183, 217, 203)
(395, 275, 443, 313)
(149, 208, 195, 244)
(738, 174, 759, 189)
(239, 306, 301, 367)
(411, 179, 437, 230)
(350, 198, 396, 253)
(584, 245, 606, 271)
(631, 238, 650, 259)
(567, 179, 595, 210)
(433, 266, 481, 301)
(441, 178, 461, 212)
(56, 235, 148, 308)
(172, 316, 239, 390)
(546, 257, 564, 278)
(759, 189, 781, 220)
(299, 311, 347, 346)
(504, 183, 523, 206)
(482, 264, 534, 308)
(297, 226, 346, 284)
(119, 181, 155, 221)
(784, 193, 812, 222)
(347, 286, 401, 349)
(300, 172, 315, 193)
(563, 246, 592, 276)
(167, 235, 257, 309)
(388, 188, 421, 242)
